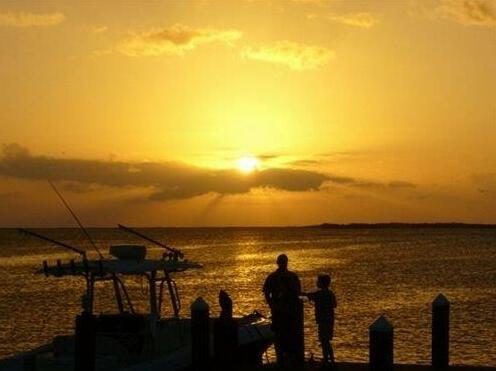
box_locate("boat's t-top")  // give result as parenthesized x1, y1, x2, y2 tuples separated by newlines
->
(19, 225, 202, 319)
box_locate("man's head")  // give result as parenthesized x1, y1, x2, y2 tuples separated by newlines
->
(317, 274, 331, 289)
(276, 254, 288, 270)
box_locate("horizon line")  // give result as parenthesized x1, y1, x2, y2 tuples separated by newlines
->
(2, 222, 496, 229)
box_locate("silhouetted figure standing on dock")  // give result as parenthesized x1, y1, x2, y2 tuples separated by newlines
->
(219, 289, 233, 319)
(263, 254, 302, 364)
(304, 274, 337, 367)
(214, 290, 237, 370)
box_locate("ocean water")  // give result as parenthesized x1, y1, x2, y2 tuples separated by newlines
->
(0, 227, 495, 366)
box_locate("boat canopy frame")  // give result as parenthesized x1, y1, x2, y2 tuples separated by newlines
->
(21, 228, 201, 318)
(40, 255, 199, 318)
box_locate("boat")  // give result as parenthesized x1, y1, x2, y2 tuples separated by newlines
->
(0, 225, 274, 371)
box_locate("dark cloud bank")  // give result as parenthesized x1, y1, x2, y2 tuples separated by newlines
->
(0, 144, 416, 201)
(0, 144, 328, 200)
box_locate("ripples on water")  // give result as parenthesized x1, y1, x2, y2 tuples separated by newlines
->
(0, 227, 495, 366)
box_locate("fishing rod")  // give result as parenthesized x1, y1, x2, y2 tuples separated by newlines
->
(117, 224, 184, 258)
(48, 180, 104, 259)
(19, 228, 86, 257)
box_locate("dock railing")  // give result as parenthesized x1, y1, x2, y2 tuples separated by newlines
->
(190, 293, 454, 370)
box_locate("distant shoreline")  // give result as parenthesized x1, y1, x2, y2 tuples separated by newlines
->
(1, 223, 496, 229)
(312, 223, 496, 229)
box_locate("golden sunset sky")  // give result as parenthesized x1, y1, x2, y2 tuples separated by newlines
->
(0, 0, 495, 226)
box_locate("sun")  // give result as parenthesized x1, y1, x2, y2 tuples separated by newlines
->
(237, 156, 259, 173)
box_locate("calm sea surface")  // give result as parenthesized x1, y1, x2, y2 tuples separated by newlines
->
(0, 227, 495, 366)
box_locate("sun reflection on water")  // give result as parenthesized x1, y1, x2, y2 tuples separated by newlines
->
(0, 228, 495, 365)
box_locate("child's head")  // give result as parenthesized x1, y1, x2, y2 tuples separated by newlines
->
(317, 274, 331, 289)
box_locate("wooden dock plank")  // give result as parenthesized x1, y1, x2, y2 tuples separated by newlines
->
(254, 362, 496, 371)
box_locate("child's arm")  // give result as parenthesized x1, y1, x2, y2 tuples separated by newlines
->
(303, 291, 316, 301)
(300, 292, 310, 299)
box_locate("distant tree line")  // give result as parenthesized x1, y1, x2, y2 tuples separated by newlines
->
(312, 223, 496, 229)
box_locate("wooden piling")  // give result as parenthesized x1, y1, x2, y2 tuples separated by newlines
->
(369, 314, 393, 371)
(42, 260, 49, 277)
(22, 354, 36, 371)
(214, 316, 238, 369)
(191, 297, 210, 371)
(432, 294, 450, 369)
(74, 311, 96, 371)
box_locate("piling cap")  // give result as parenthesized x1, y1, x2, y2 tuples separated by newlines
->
(433, 293, 450, 307)
(369, 314, 393, 332)
(191, 296, 209, 311)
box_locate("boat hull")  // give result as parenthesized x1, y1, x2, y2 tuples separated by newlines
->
(0, 314, 274, 371)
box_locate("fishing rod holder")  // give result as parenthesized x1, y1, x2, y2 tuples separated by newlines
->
(42, 260, 49, 277)
(163, 252, 180, 262)
(97, 260, 105, 276)
(117, 224, 184, 259)
(55, 260, 63, 276)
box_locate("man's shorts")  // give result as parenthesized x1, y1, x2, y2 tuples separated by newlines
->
(318, 321, 334, 342)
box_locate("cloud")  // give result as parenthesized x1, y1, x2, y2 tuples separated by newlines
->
(472, 173, 496, 196)
(117, 23, 243, 57)
(0, 10, 65, 28)
(149, 168, 329, 200)
(225, 153, 280, 161)
(387, 181, 417, 189)
(441, 0, 496, 27)
(92, 49, 113, 57)
(321, 173, 417, 190)
(60, 181, 96, 193)
(308, 12, 379, 28)
(288, 0, 332, 4)
(241, 41, 334, 70)
(257, 154, 280, 161)
(288, 159, 321, 167)
(0, 144, 328, 201)
(91, 25, 108, 34)
(0, 144, 419, 202)
(289, 151, 368, 167)
(349, 179, 417, 189)
(420, 0, 496, 27)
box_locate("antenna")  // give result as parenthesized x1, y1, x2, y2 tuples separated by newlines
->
(48, 180, 104, 259)
(19, 228, 86, 257)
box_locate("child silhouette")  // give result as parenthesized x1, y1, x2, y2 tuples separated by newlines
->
(304, 274, 337, 367)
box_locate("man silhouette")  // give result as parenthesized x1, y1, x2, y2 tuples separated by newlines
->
(263, 254, 302, 363)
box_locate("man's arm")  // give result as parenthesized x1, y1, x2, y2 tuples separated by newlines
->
(262, 275, 272, 305)
(293, 273, 302, 295)
(264, 291, 271, 305)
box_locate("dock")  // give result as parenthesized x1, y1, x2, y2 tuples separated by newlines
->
(3, 291, 495, 371)
(255, 363, 496, 371)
